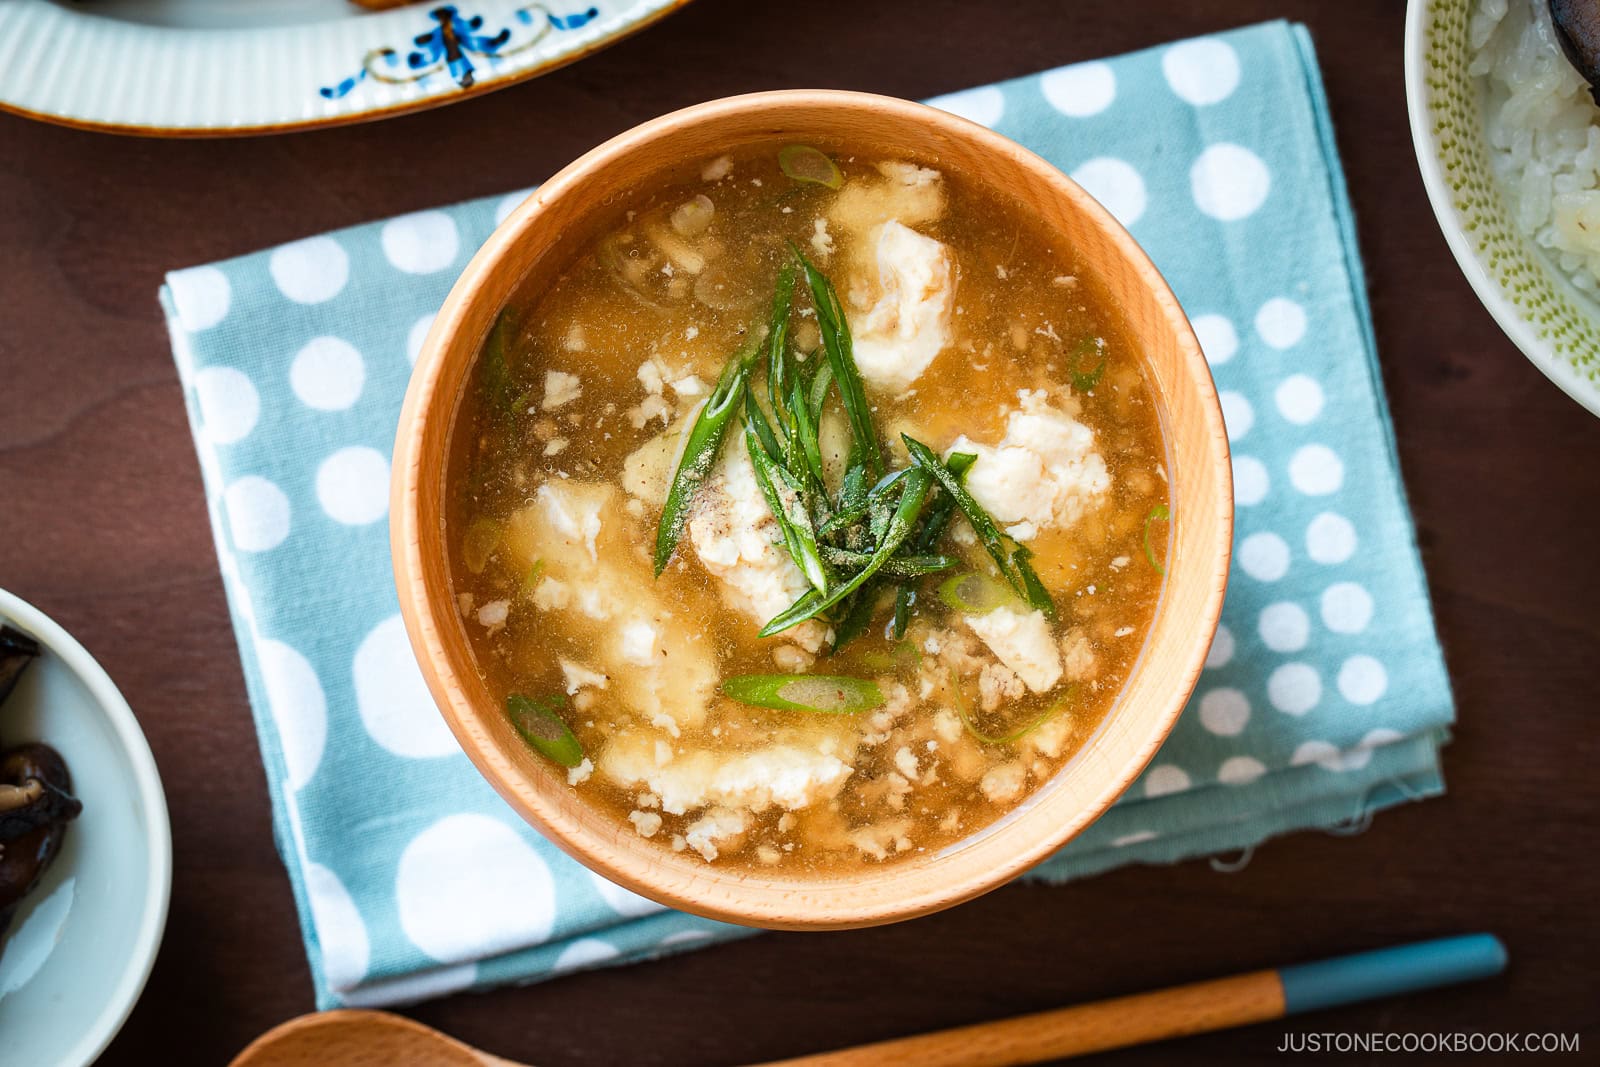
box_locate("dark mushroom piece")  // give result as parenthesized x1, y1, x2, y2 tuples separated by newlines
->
(1551, 0, 1600, 103)
(0, 744, 81, 938)
(0, 625, 39, 708)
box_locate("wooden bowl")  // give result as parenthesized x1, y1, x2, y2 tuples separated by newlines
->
(391, 89, 1232, 929)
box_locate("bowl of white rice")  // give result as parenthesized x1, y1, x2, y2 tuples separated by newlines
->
(1407, 0, 1600, 415)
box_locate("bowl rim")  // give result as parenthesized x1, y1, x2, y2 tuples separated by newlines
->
(0, 587, 173, 1066)
(392, 88, 1232, 928)
(1404, 0, 1600, 418)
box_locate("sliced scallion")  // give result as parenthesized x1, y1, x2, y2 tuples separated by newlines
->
(903, 435, 1056, 618)
(937, 571, 1019, 615)
(949, 668, 1074, 746)
(461, 517, 502, 575)
(777, 145, 843, 190)
(746, 423, 831, 594)
(822, 547, 958, 578)
(759, 468, 932, 636)
(863, 640, 923, 671)
(794, 245, 883, 479)
(481, 309, 518, 418)
(721, 673, 883, 714)
(1070, 336, 1108, 392)
(1144, 503, 1171, 576)
(653, 342, 754, 575)
(519, 558, 546, 597)
(507, 693, 585, 767)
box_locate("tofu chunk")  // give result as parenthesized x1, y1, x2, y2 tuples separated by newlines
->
(621, 413, 691, 509)
(684, 807, 749, 861)
(687, 434, 829, 652)
(964, 606, 1063, 693)
(848, 221, 955, 393)
(505, 481, 718, 726)
(599, 730, 854, 816)
(946, 390, 1110, 540)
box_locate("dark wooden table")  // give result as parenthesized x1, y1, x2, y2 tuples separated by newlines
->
(3, 1, 1598, 1063)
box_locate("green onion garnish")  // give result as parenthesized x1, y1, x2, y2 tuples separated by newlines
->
(1069, 336, 1108, 392)
(759, 468, 932, 636)
(507, 693, 585, 767)
(949, 668, 1074, 745)
(903, 434, 1056, 618)
(653, 340, 756, 575)
(461, 517, 502, 575)
(794, 244, 884, 479)
(777, 145, 843, 189)
(518, 558, 546, 597)
(936, 572, 1018, 615)
(745, 423, 831, 594)
(863, 640, 922, 671)
(721, 673, 883, 714)
(480, 308, 521, 419)
(1143, 503, 1170, 576)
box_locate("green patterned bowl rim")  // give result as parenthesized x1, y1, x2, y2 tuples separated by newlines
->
(1406, 0, 1600, 416)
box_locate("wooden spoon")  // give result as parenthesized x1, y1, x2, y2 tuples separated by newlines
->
(230, 935, 1506, 1067)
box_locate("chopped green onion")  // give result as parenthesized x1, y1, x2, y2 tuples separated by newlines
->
(481, 309, 518, 418)
(777, 145, 843, 190)
(807, 357, 834, 422)
(787, 373, 827, 489)
(887, 451, 978, 638)
(949, 668, 1074, 745)
(1070, 336, 1108, 392)
(863, 640, 923, 671)
(829, 585, 884, 652)
(903, 435, 1056, 618)
(721, 673, 883, 714)
(821, 547, 958, 578)
(744, 388, 784, 463)
(759, 468, 932, 636)
(766, 262, 797, 418)
(746, 424, 831, 594)
(507, 694, 585, 767)
(794, 246, 883, 479)
(519, 558, 546, 597)
(1011, 543, 1056, 622)
(653, 342, 754, 575)
(937, 572, 1019, 614)
(461, 517, 502, 575)
(1144, 503, 1171, 576)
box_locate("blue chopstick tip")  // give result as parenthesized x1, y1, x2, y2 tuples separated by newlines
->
(1280, 934, 1507, 1016)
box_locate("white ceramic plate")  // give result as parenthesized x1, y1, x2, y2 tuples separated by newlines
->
(0, 589, 172, 1067)
(0, 0, 690, 136)
(1406, 0, 1600, 416)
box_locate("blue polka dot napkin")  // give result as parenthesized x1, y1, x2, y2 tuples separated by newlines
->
(158, 20, 1453, 1010)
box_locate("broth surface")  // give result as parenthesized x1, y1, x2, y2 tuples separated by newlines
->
(448, 145, 1169, 871)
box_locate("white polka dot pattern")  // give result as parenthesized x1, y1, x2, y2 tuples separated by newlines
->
(292, 336, 366, 411)
(1191, 143, 1271, 220)
(381, 211, 460, 275)
(395, 815, 556, 963)
(1071, 157, 1146, 226)
(352, 615, 461, 759)
(316, 446, 390, 526)
(926, 85, 1006, 128)
(1041, 62, 1117, 117)
(1163, 39, 1241, 106)
(270, 236, 350, 304)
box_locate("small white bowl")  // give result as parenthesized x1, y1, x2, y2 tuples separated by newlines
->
(0, 589, 171, 1066)
(1406, 0, 1600, 416)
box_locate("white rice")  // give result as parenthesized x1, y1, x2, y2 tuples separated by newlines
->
(1471, 0, 1600, 291)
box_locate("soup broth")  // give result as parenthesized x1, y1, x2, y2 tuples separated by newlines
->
(447, 143, 1169, 871)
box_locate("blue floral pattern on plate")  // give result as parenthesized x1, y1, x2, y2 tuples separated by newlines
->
(322, 4, 600, 100)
